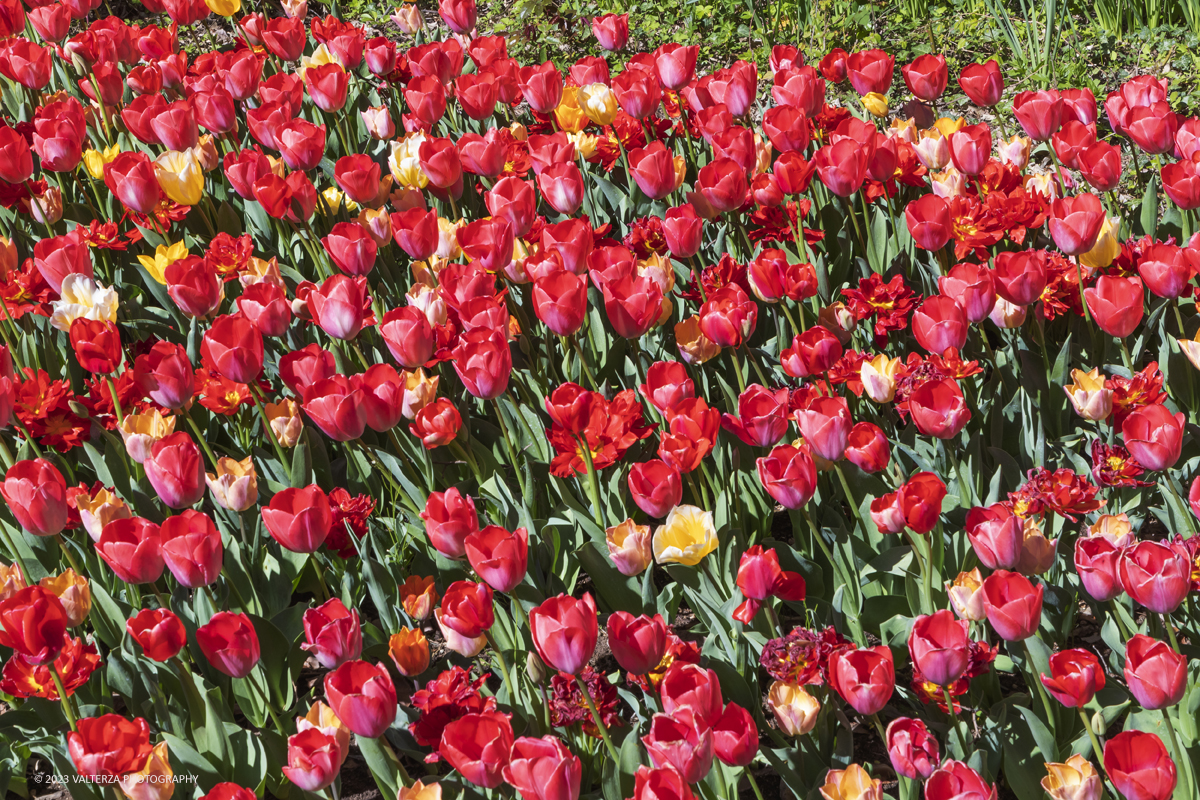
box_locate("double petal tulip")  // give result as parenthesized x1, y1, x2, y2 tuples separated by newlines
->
(886, 718, 939, 780)
(529, 593, 597, 675)
(0, 585, 68, 665)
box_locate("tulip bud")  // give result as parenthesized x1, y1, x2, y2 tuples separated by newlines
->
(1090, 711, 1105, 736)
(526, 651, 547, 685)
(768, 681, 819, 736)
(861, 92, 889, 117)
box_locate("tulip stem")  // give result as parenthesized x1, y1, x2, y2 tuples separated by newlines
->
(1118, 338, 1133, 373)
(762, 603, 781, 638)
(869, 712, 888, 743)
(248, 384, 294, 485)
(245, 667, 288, 737)
(12, 417, 44, 459)
(727, 347, 747, 393)
(485, 632, 521, 708)
(1161, 612, 1183, 654)
(50, 664, 78, 731)
(1, 527, 31, 585)
(941, 687, 970, 756)
(832, 464, 863, 526)
(492, 399, 529, 500)
(570, 335, 598, 391)
(744, 769, 766, 800)
(180, 405, 221, 474)
(1024, 640, 1058, 730)
(1107, 600, 1132, 641)
(1077, 708, 1109, 770)
(576, 433, 606, 530)
(1161, 707, 1195, 799)
(903, 530, 933, 616)
(55, 534, 82, 577)
(575, 673, 620, 761)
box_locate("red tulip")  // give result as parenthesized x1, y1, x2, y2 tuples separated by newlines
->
(1118, 540, 1190, 614)
(699, 284, 757, 348)
(628, 141, 677, 201)
(661, 662, 723, 725)
(912, 295, 968, 354)
(32, 228, 92, 294)
(693, 158, 748, 214)
(410, 398, 462, 449)
(591, 13, 628, 50)
(613, 68, 662, 119)
(196, 611, 260, 678)
(909, 378, 971, 440)
(899, 472, 947, 534)
(1104, 731, 1176, 800)
(538, 162, 584, 215)
(1079, 141, 1123, 192)
(421, 488, 478, 559)
(379, 306, 435, 369)
(530, 593, 597, 675)
(845, 422, 890, 473)
(1162, 158, 1200, 211)
(309, 274, 368, 341)
(458, 216, 516, 274)
(829, 646, 895, 715)
(1085, 275, 1144, 338)
(0, 126, 32, 185)
(845, 48, 893, 95)
(1075, 535, 1124, 602)
(1127, 103, 1179, 155)
(104, 151, 162, 214)
(67, 715, 152, 779)
(276, 119, 327, 172)
(1013, 90, 1064, 141)
(886, 718, 939, 780)
(603, 275, 664, 339)
(160, 509, 222, 588)
(938, 262, 996, 324)
(390, 207, 439, 260)
(908, 610, 970, 686)
(711, 703, 757, 767)
(354, 363, 405, 433)
(441, 712, 514, 788)
(262, 485, 333, 554)
(1124, 634, 1186, 709)
(793, 395, 851, 462)
(631, 766, 694, 800)
(456, 73, 499, 120)
(439, 580, 494, 642)
(453, 328, 512, 400)
(236, 281, 292, 337)
(606, 611, 668, 674)
(663, 205, 703, 258)
(981, 570, 1043, 641)
(756, 443, 817, 509)
(813, 139, 868, 197)
(532, 272, 588, 337)
(1049, 193, 1106, 256)
(201, 313, 264, 385)
(1, 459, 68, 537)
(1052, 120, 1096, 169)
(324, 659, 396, 738)
(518, 61, 563, 114)
(947, 123, 992, 175)
(126, 608, 187, 662)
(958, 60, 1003, 106)
(1137, 243, 1194, 299)
(1122, 403, 1185, 472)
(145, 432, 206, 509)
(642, 710, 714, 784)
(628, 460, 683, 519)
(965, 503, 1022, 570)
(721, 384, 790, 448)
(302, 598, 362, 670)
(321, 222, 379, 280)
(0, 585, 67, 665)
(779, 327, 843, 378)
(902, 54, 947, 101)
(282, 728, 344, 793)
(1040, 648, 1105, 708)
(925, 762, 997, 800)
(762, 106, 810, 153)
(503, 735, 582, 800)
(992, 249, 1048, 307)
(733, 545, 805, 623)
(465, 525, 528, 593)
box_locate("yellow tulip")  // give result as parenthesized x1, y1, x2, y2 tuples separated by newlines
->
(578, 83, 618, 126)
(205, 456, 258, 513)
(554, 86, 589, 134)
(652, 505, 718, 566)
(155, 150, 204, 206)
(606, 519, 653, 576)
(1078, 216, 1121, 269)
(860, 354, 901, 403)
(119, 409, 176, 464)
(674, 315, 721, 365)
(1063, 367, 1112, 421)
(819, 764, 883, 800)
(946, 568, 985, 622)
(204, 0, 240, 16)
(39, 569, 91, 627)
(389, 134, 430, 189)
(860, 92, 889, 118)
(82, 144, 120, 180)
(265, 399, 303, 448)
(399, 780, 443, 800)
(117, 741, 174, 800)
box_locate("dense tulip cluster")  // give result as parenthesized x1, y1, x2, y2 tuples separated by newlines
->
(0, 0, 1199, 798)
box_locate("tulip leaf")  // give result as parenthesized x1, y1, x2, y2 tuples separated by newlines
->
(356, 734, 401, 800)
(164, 732, 224, 789)
(1140, 175, 1159, 238)
(577, 542, 641, 614)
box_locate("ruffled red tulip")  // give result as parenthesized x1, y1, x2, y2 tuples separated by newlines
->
(126, 608, 187, 662)
(0, 585, 67, 665)
(67, 715, 152, 779)
(410, 398, 462, 449)
(197, 611, 260, 678)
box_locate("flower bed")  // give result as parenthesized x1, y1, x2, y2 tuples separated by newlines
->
(0, 1, 1198, 800)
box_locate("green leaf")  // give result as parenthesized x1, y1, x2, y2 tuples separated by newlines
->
(1140, 175, 1158, 238)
